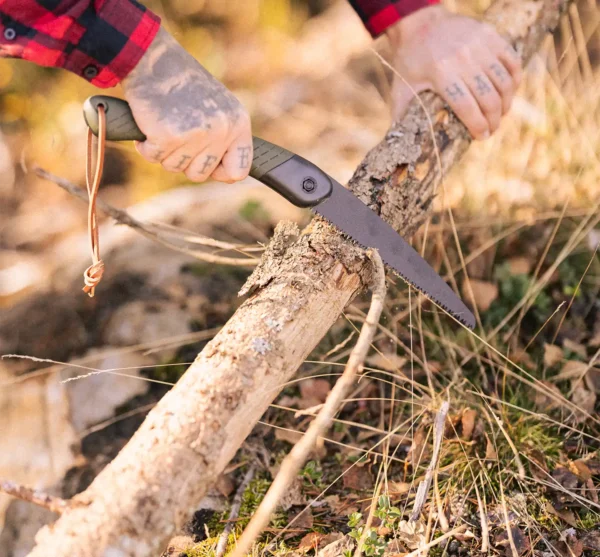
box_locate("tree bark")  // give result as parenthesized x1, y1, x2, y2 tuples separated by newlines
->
(27, 2, 571, 555)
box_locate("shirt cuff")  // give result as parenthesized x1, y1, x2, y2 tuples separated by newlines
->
(365, 0, 441, 37)
(62, 0, 161, 88)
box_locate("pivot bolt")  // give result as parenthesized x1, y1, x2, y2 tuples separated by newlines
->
(302, 178, 316, 192)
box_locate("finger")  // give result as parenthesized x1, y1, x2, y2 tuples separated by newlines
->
(485, 58, 515, 115)
(463, 71, 502, 134)
(161, 146, 197, 174)
(210, 162, 234, 183)
(185, 150, 222, 183)
(482, 26, 523, 84)
(135, 140, 179, 164)
(216, 134, 253, 183)
(435, 74, 490, 140)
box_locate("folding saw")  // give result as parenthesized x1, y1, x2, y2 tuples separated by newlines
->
(83, 95, 475, 329)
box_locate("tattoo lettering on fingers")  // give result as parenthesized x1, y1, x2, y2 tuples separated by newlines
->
(152, 150, 165, 161)
(201, 154, 218, 174)
(474, 75, 492, 95)
(238, 146, 251, 169)
(445, 83, 465, 101)
(175, 154, 192, 170)
(490, 63, 508, 82)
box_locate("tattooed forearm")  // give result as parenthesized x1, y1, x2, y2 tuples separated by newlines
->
(445, 83, 464, 101)
(122, 28, 243, 134)
(238, 146, 251, 169)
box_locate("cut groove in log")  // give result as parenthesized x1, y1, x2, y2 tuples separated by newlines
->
(26, 2, 572, 555)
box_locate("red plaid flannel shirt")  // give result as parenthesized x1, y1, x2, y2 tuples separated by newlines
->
(0, 0, 437, 88)
(0, 0, 160, 88)
(348, 0, 440, 36)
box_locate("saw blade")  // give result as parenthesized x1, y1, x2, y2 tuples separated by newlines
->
(312, 180, 476, 329)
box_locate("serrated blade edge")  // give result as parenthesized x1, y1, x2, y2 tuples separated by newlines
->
(312, 180, 476, 329)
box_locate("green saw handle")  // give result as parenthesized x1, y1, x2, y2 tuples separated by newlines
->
(83, 95, 332, 208)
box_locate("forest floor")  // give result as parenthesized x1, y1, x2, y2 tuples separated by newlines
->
(1, 1, 600, 556)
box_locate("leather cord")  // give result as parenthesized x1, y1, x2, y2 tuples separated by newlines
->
(83, 104, 106, 297)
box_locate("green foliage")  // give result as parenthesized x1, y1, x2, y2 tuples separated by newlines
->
(485, 263, 551, 327)
(239, 199, 271, 223)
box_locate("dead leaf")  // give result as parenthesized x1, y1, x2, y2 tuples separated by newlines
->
(366, 352, 407, 372)
(298, 532, 323, 553)
(463, 279, 498, 311)
(395, 519, 426, 550)
(507, 256, 532, 275)
(215, 474, 235, 497)
(288, 507, 313, 530)
(571, 385, 596, 416)
(485, 434, 498, 461)
(408, 421, 429, 469)
(494, 525, 530, 556)
(388, 481, 411, 499)
(556, 360, 588, 381)
(342, 464, 374, 492)
(275, 428, 303, 445)
(279, 478, 306, 511)
(571, 460, 592, 481)
(317, 535, 354, 557)
(581, 530, 600, 551)
(324, 494, 359, 516)
(544, 343, 563, 367)
(299, 378, 331, 408)
(534, 381, 564, 411)
(461, 408, 477, 441)
(544, 501, 577, 527)
(564, 339, 587, 359)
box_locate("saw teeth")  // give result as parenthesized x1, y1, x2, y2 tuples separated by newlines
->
(317, 214, 472, 328)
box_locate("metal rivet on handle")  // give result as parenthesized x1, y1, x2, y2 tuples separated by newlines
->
(302, 178, 316, 192)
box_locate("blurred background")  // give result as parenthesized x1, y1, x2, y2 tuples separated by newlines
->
(1, 1, 600, 555)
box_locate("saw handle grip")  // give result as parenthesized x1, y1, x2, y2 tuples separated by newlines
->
(83, 95, 332, 208)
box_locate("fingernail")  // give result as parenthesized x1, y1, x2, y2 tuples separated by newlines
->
(482, 131, 490, 140)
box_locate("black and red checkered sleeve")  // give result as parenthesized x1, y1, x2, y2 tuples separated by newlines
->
(0, 0, 161, 88)
(348, 0, 440, 37)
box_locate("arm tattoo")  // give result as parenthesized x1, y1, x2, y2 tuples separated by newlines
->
(175, 154, 192, 170)
(238, 146, 251, 169)
(445, 83, 464, 101)
(474, 75, 492, 96)
(201, 154, 217, 174)
(122, 28, 243, 134)
(490, 63, 508, 82)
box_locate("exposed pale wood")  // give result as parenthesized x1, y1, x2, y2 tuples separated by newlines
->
(26, 2, 571, 555)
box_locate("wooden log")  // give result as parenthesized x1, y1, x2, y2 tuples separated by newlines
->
(26, 2, 571, 555)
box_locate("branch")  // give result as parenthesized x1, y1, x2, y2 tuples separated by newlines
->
(215, 465, 256, 557)
(26, 3, 571, 555)
(231, 251, 386, 557)
(34, 166, 260, 267)
(1, 479, 71, 515)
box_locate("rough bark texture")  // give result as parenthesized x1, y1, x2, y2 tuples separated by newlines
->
(27, 2, 571, 555)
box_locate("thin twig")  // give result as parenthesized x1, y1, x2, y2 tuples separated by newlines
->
(34, 166, 259, 267)
(354, 482, 383, 557)
(229, 250, 386, 557)
(215, 465, 256, 557)
(410, 401, 449, 521)
(0, 479, 71, 514)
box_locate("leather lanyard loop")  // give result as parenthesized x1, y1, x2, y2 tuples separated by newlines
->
(83, 104, 106, 297)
